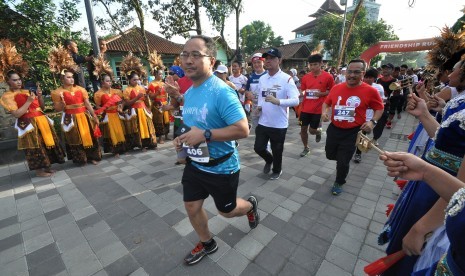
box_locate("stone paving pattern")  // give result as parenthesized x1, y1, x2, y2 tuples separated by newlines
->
(0, 113, 417, 276)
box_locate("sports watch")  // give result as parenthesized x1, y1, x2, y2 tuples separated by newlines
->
(204, 129, 212, 142)
(370, 119, 378, 125)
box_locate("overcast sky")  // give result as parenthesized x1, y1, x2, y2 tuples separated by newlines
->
(76, 0, 464, 47)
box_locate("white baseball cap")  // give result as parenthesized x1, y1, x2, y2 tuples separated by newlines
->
(215, 65, 228, 74)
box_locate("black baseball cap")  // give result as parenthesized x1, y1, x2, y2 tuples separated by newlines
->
(381, 63, 394, 69)
(262, 48, 282, 58)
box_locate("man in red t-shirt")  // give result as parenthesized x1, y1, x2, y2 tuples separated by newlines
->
(322, 59, 384, 195)
(299, 54, 335, 157)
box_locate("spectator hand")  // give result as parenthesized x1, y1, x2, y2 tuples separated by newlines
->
(406, 93, 428, 117)
(164, 76, 181, 98)
(402, 225, 428, 256)
(416, 82, 426, 98)
(265, 95, 280, 105)
(427, 94, 446, 112)
(380, 151, 427, 180)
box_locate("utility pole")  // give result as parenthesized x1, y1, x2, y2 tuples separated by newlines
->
(338, 0, 348, 65)
(84, 0, 100, 56)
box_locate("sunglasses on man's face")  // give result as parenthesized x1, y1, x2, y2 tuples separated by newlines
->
(168, 72, 175, 76)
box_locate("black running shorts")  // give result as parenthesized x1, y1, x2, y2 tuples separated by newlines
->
(299, 112, 321, 129)
(182, 163, 240, 213)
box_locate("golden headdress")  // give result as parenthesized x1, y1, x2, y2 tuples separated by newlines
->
(148, 50, 165, 72)
(427, 26, 465, 71)
(48, 45, 80, 75)
(92, 54, 113, 80)
(173, 56, 181, 66)
(120, 52, 146, 78)
(0, 39, 29, 82)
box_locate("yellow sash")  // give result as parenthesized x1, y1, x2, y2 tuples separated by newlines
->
(136, 108, 150, 139)
(75, 113, 93, 148)
(107, 113, 126, 146)
(35, 116, 55, 148)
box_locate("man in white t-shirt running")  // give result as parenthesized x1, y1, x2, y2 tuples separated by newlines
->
(229, 60, 248, 105)
(245, 53, 267, 129)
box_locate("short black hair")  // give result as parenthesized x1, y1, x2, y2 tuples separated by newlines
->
(308, 54, 323, 63)
(364, 67, 378, 79)
(348, 59, 367, 70)
(394, 66, 400, 71)
(400, 64, 408, 69)
(188, 35, 217, 58)
(63, 39, 74, 47)
(231, 60, 242, 67)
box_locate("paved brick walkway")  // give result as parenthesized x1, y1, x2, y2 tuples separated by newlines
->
(0, 112, 417, 276)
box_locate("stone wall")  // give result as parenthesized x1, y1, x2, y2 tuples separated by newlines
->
(0, 82, 17, 141)
(0, 82, 21, 165)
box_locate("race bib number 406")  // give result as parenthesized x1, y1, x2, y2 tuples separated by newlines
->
(183, 142, 210, 163)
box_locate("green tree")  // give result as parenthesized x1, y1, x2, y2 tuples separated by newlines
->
(150, 0, 203, 39)
(1, 0, 87, 94)
(150, 0, 238, 42)
(311, 7, 398, 66)
(240, 20, 284, 55)
(452, 14, 465, 33)
(203, 0, 233, 41)
(95, 0, 151, 57)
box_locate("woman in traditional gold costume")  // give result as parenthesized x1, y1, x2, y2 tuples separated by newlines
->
(0, 40, 65, 176)
(147, 51, 170, 144)
(92, 54, 127, 156)
(121, 52, 157, 150)
(49, 46, 101, 165)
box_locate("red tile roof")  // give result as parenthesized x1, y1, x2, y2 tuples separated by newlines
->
(105, 27, 183, 55)
(254, 42, 310, 60)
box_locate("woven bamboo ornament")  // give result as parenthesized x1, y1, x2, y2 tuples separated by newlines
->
(92, 54, 113, 80)
(427, 26, 465, 71)
(0, 39, 29, 82)
(48, 45, 80, 75)
(120, 52, 146, 78)
(148, 50, 165, 72)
